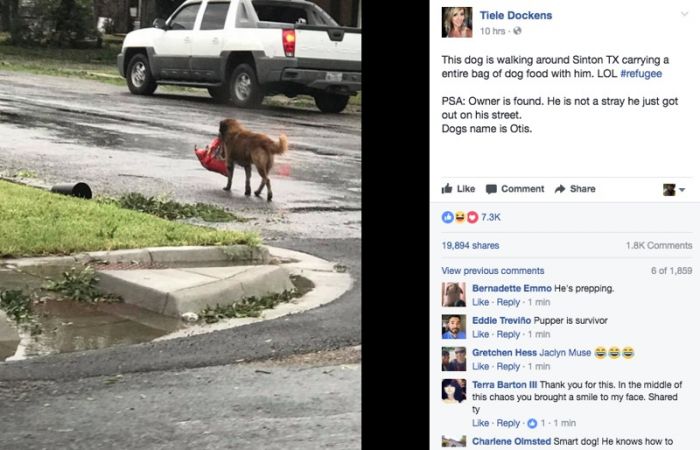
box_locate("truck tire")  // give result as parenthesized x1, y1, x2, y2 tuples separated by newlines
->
(314, 93, 349, 113)
(126, 53, 157, 95)
(208, 86, 228, 103)
(229, 64, 263, 108)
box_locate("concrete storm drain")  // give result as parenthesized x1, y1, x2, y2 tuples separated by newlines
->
(0, 246, 352, 361)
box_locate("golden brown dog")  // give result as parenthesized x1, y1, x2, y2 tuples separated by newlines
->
(219, 118, 288, 202)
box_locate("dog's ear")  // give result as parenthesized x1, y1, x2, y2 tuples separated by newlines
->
(219, 120, 227, 135)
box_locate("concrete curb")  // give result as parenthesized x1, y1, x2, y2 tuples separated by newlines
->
(97, 265, 294, 317)
(1, 245, 270, 274)
(153, 246, 353, 341)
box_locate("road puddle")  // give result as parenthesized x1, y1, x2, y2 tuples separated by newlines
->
(16, 300, 183, 359)
(1, 258, 307, 361)
(0, 266, 184, 361)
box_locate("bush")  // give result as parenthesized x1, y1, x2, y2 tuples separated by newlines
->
(10, 0, 100, 47)
(101, 18, 115, 35)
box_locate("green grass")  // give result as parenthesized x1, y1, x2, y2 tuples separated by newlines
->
(14, 169, 37, 178)
(349, 91, 361, 106)
(0, 180, 259, 257)
(96, 192, 249, 223)
(0, 34, 124, 84)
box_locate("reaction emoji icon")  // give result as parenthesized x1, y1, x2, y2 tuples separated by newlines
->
(623, 347, 635, 359)
(455, 211, 466, 223)
(608, 347, 620, 359)
(595, 347, 607, 359)
(442, 211, 454, 224)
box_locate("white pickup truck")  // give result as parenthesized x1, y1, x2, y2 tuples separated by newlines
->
(117, 0, 361, 112)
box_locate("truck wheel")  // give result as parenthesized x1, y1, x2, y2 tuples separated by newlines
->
(208, 86, 228, 103)
(126, 53, 157, 95)
(314, 93, 349, 113)
(229, 64, 263, 108)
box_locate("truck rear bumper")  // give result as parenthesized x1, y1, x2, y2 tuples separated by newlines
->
(255, 56, 361, 93)
(280, 68, 361, 93)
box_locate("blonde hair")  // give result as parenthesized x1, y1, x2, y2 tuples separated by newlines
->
(443, 7, 468, 35)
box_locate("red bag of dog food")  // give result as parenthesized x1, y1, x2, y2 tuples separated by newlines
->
(194, 137, 229, 177)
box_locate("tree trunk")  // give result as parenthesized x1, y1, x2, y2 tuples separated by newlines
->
(1, 1, 9, 32)
(7, 0, 19, 36)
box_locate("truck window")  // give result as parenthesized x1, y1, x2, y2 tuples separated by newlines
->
(307, 4, 338, 26)
(169, 3, 201, 30)
(200, 2, 230, 30)
(252, 3, 308, 24)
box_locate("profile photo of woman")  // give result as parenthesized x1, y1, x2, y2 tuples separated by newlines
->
(442, 379, 466, 403)
(443, 7, 473, 38)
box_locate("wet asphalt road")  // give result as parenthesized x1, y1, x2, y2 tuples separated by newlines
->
(0, 236, 361, 449)
(0, 356, 361, 450)
(0, 72, 361, 240)
(0, 72, 362, 447)
(0, 237, 361, 381)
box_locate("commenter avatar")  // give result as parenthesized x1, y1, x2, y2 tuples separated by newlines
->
(442, 282, 466, 307)
(442, 378, 467, 403)
(442, 315, 466, 339)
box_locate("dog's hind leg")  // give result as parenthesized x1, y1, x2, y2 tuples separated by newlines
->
(244, 165, 252, 196)
(265, 178, 272, 202)
(224, 162, 234, 191)
(255, 168, 272, 202)
(264, 155, 274, 201)
(254, 177, 266, 198)
(257, 155, 274, 201)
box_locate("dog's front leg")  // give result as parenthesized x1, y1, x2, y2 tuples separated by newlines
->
(224, 161, 234, 191)
(244, 165, 252, 196)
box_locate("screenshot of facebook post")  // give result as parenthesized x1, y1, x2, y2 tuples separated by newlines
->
(430, 1, 698, 448)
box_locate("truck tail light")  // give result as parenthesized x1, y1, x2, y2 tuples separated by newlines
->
(282, 29, 296, 57)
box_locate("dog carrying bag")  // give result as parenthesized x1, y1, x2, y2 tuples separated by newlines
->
(194, 137, 229, 177)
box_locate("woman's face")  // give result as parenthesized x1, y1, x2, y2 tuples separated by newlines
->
(451, 9, 465, 29)
(444, 383, 456, 396)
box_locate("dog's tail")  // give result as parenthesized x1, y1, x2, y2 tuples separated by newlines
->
(273, 134, 288, 155)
